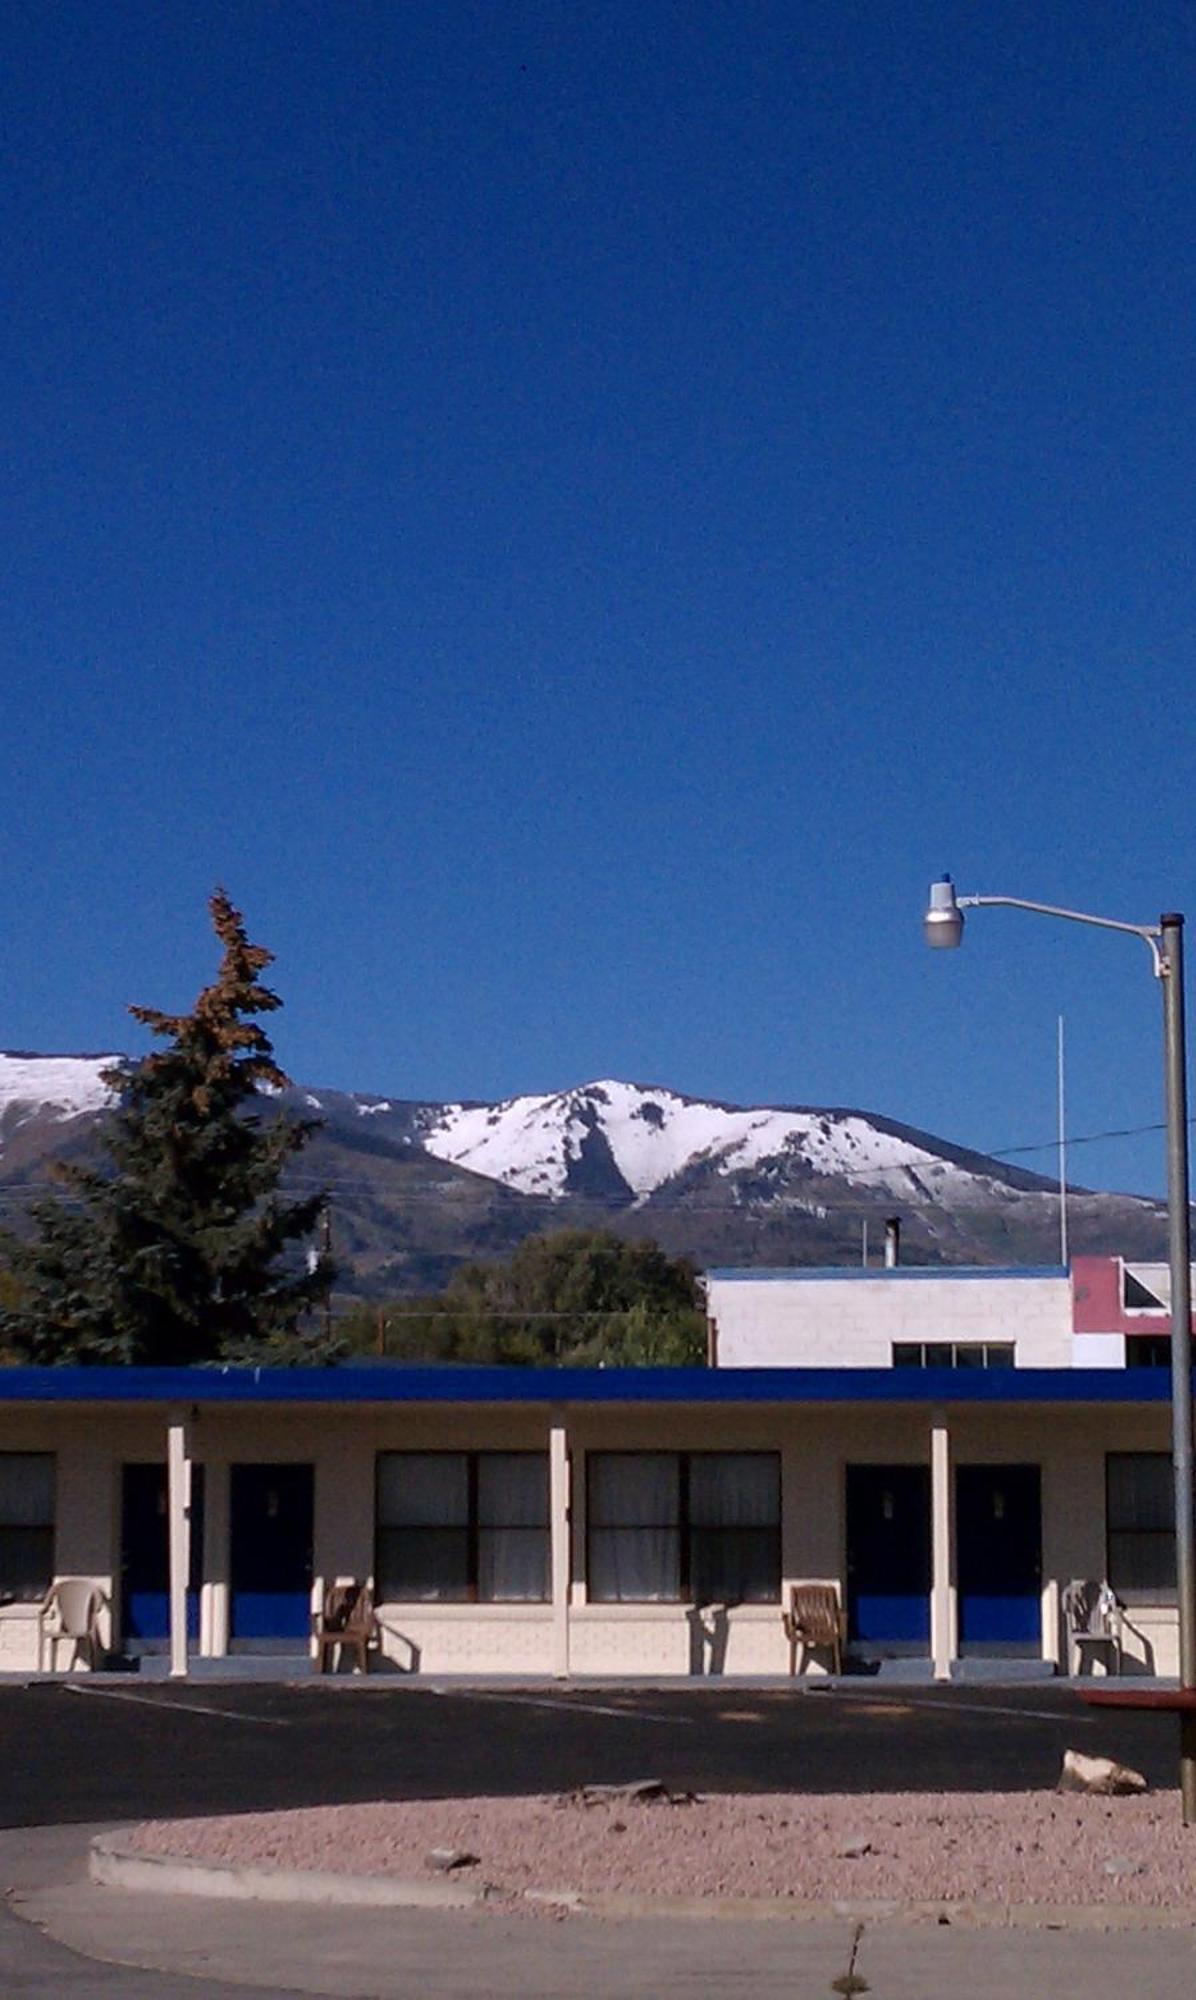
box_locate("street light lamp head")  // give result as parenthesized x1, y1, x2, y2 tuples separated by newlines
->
(924, 875, 964, 949)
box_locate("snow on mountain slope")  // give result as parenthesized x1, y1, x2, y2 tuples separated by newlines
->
(0, 1052, 118, 1139)
(418, 1080, 954, 1200)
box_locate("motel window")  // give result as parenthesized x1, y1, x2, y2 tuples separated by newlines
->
(891, 1343, 1015, 1368)
(587, 1452, 780, 1605)
(1124, 1270, 1166, 1310)
(1125, 1338, 1196, 1369)
(0, 1454, 55, 1603)
(1106, 1453, 1183, 1602)
(375, 1452, 549, 1603)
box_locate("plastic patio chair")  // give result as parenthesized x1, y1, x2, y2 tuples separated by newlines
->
(1062, 1578, 1124, 1676)
(782, 1582, 846, 1676)
(313, 1581, 379, 1674)
(39, 1579, 105, 1672)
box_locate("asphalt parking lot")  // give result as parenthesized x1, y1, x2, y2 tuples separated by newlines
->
(0, 1677, 1181, 1829)
(0, 1682, 1192, 1999)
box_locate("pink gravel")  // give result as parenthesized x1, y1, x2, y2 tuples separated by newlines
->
(128, 1790, 1196, 1910)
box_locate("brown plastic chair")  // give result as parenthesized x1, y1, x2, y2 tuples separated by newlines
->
(314, 1581, 378, 1674)
(782, 1582, 846, 1676)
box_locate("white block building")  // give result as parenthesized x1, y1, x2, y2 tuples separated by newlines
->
(705, 1254, 1196, 1371)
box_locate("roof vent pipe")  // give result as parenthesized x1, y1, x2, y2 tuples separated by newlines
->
(884, 1217, 901, 1269)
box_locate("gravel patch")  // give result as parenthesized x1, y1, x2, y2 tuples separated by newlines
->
(129, 1790, 1196, 1909)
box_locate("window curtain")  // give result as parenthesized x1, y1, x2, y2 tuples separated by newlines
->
(377, 1454, 468, 1527)
(376, 1454, 469, 1603)
(589, 1454, 680, 1601)
(1107, 1452, 1177, 1599)
(477, 1454, 549, 1601)
(689, 1453, 780, 1604)
(0, 1455, 54, 1603)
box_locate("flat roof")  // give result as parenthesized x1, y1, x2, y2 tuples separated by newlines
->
(705, 1266, 1068, 1283)
(0, 1365, 1173, 1406)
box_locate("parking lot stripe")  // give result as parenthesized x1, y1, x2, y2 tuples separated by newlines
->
(62, 1684, 293, 1726)
(808, 1688, 1094, 1725)
(428, 1687, 695, 1724)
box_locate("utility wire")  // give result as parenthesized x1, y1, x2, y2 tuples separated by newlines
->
(0, 1116, 1177, 1211)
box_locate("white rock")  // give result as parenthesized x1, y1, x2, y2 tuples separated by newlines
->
(1058, 1750, 1147, 1796)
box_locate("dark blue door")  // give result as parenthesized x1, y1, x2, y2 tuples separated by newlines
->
(846, 1464, 931, 1647)
(956, 1464, 1041, 1650)
(120, 1463, 204, 1644)
(230, 1464, 314, 1642)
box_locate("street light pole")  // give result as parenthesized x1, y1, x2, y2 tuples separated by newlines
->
(925, 878, 1196, 1820)
(1161, 914, 1196, 1821)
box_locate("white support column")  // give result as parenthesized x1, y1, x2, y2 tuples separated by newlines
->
(550, 1416, 571, 1680)
(167, 1417, 192, 1680)
(1041, 1577, 1060, 1671)
(205, 1461, 230, 1658)
(930, 1418, 955, 1682)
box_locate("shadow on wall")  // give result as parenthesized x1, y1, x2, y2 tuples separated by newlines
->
(371, 1625, 422, 1674)
(1117, 1616, 1157, 1678)
(687, 1604, 729, 1676)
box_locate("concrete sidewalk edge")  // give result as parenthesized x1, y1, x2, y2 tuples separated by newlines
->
(91, 1835, 1196, 1931)
(90, 1834, 483, 1909)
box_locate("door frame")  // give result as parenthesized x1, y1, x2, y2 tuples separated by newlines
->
(954, 1462, 1043, 1656)
(844, 1461, 933, 1655)
(228, 1461, 315, 1649)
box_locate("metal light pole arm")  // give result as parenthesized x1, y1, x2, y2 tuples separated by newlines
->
(929, 879, 1194, 1814)
(957, 895, 1164, 976)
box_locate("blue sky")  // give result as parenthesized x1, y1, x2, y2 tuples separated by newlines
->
(3, 1, 1195, 1199)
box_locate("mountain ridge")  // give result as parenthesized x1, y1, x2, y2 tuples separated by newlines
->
(0, 1052, 1165, 1297)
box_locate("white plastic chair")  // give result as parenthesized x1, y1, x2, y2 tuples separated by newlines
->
(39, 1579, 105, 1672)
(1062, 1578, 1123, 1677)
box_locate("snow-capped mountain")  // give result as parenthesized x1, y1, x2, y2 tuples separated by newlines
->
(0, 1052, 120, 1140)
(417, 1079, 965, 1204)
(0, 1053, 1167, 1294)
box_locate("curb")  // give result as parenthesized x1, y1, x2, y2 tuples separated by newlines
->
(90, 1837, 1196, 1930)
(89, 1835, 485, 1910)
(526, 1889, 1196, 1930)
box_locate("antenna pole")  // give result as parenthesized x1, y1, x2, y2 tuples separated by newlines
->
(1057, 1014, 1068, 1267)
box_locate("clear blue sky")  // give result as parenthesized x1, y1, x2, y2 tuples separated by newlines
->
(3, 2, 1194, 1198)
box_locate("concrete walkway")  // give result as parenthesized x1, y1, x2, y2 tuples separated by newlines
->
(5, 1826, 1196, 2000)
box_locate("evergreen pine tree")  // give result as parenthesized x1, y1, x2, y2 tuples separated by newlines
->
(0, 891, 336, 1365)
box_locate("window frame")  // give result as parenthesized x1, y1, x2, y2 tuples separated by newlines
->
(0, 1451, 56, 1605)
(585, 1449, 781, 1606)
(374, 1450, 550, 1605)
(891, 1342, 1016, 1368)
(1106, 1450, 1182, 1604)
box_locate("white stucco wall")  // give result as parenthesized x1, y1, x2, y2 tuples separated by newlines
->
(707, 1271, 1073, 1368)
(1073, 1332, 1126, 1367)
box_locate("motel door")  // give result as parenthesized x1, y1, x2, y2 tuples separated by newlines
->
(229, 1463, 314, 1643)
(955, 1464, 1041, 1652)
(845, 1464, 931, 1648)
(120, 1462, 205, 1646)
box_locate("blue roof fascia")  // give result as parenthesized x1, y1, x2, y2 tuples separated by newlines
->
(704, 1266, 1069, 1283)
(0, 1364, 1172, 1406)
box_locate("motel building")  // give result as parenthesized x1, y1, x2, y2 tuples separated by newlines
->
(0, 1251, 1190, 1682)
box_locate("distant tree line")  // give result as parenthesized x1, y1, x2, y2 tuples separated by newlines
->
(337, 1228, 707, 1366)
